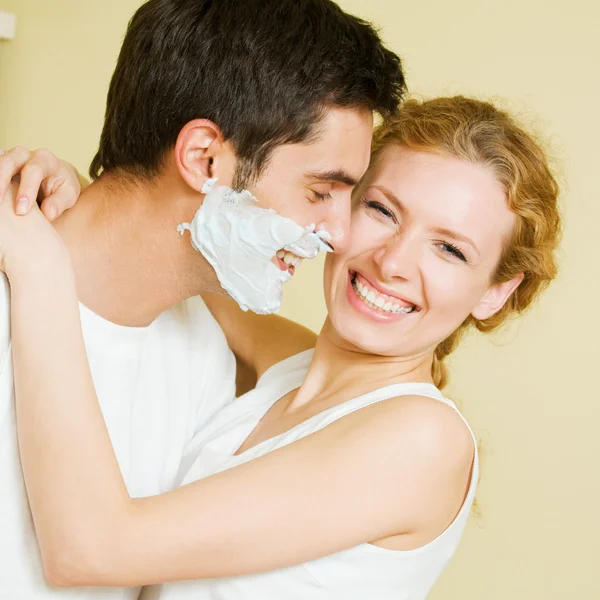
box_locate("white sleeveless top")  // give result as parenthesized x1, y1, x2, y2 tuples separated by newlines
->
(147, 350, 479, 600)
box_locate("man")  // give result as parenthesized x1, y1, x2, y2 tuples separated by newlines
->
(0, 0, 405, 597)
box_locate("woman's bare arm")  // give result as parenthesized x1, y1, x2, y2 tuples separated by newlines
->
(2, 189, 473, 589)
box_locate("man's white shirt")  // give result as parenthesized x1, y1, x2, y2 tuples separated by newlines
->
(0, 274, 236, 598)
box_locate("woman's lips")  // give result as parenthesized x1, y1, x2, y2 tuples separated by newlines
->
(346, 271, 416, 323)
(352, 270, 416, 308)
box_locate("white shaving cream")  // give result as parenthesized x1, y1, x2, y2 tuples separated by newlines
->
(177, 178, 332, 314)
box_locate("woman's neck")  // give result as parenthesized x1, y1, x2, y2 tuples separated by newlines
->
(290, 318, 435, 409)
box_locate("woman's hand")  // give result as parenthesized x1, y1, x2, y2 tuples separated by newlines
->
(0, 147, 86, 221)
(0, 181, 69, 277)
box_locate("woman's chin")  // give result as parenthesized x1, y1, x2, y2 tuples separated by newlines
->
(326, 315, 393, 356)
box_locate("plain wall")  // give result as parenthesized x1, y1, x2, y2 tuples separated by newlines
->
(1, 1, 598, 597)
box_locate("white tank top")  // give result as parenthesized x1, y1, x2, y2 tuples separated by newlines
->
(147, 350, 479, 600)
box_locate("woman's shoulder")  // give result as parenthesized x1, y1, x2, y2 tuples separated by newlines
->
(317, 391, 475, 524)
(388, 393, 473, 461)
(288, 391, 476, 545)
(342, 391, 474, 466)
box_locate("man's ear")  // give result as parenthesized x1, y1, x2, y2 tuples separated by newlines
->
(471, 273, 524, 320)
(174, 119, 237, 191)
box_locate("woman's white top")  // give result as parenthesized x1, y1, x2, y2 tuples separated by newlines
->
(149, 349, 478, 600)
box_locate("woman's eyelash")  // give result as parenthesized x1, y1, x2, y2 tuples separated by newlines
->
(312, 191, 332, 202)
(362, 199, 396, 221)
(440, 242, 467, 262)
(361, 197, 468, 263)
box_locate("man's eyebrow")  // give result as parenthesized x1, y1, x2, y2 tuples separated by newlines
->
(304, 170, 359, 187)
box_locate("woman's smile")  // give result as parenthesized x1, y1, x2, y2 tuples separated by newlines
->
(346, 269, 418, 323)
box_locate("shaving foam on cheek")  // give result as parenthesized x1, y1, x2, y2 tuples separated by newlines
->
(177, 178, 331, 315)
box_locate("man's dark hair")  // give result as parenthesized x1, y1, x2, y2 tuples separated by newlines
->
(90, 0, 406, 187)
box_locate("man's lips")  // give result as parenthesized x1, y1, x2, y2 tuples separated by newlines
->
(272, 255, 295, 275)
(272, 249, 306, 275)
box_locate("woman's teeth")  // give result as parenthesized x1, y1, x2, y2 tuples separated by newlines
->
(352, 274, 415, 314)
(276, 250, 303, 268)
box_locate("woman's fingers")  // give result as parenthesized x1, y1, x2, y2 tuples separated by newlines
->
(0, 147, 79, 221)
(16, 149, 63, 215)
(0, 147, 33, 208)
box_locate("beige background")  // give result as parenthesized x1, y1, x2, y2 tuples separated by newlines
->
(1, 1, 598, 597)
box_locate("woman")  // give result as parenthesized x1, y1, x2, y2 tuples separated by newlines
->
(0, 97, 560, 598)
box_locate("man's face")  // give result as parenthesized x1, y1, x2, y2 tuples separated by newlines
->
(247, 107, 373, 272)
(179, 106, 373, 312)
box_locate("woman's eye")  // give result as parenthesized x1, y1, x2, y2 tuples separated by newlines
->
(439, 242, 467, 263)
(311, 191, 332, 202)
(363, 199, 396, 222)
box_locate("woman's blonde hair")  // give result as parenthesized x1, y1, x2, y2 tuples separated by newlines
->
(371, 96, 561, 388)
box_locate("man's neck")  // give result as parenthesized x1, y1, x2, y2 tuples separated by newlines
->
(53, 172, 214, 327)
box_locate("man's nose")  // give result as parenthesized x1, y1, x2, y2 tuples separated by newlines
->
(317, 199, 352, 254)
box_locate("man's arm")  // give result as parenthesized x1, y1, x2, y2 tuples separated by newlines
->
(202, 293, 317, 394)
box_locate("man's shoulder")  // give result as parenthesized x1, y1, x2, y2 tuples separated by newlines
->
(168, 295, 237, 426)
(163, 295, 236, 378)
(168, 295, 234, 350)
(0, 273, 10, 371)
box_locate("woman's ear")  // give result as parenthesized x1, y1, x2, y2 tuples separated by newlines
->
(471, 273, 524, 320)
(174, 119, 237, 191)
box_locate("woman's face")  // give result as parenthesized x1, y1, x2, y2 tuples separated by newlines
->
(323, 145, 523, 358)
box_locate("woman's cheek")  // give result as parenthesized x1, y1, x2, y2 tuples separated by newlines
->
(427, 266, 483, 323)
(422, 259, 463, 308)
(351, 219, 394, 251)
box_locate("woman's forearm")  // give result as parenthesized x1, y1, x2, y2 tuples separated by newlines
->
(5, 217, 472, 589)
(10, 254, 131, 584)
